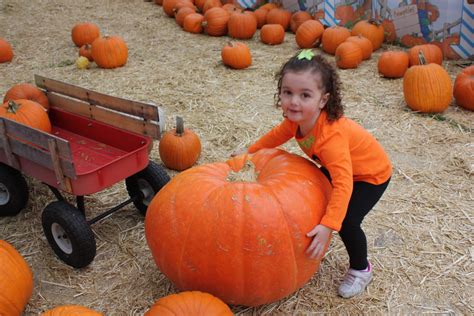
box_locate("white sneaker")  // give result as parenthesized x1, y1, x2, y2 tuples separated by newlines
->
(338, 265, 373, 298)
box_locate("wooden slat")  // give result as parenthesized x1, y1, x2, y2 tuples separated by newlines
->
(47, 92, 160, 139)
(48, 139, 73, 192)
(35, 75, 161, 122)
(0, 118, 72, 159)
(0, 120, 20, 169)
(7, 138, 76, 178)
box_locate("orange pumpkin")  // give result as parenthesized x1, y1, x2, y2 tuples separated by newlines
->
(91, 36, 128, 69)
(403, 52, 452, 113)
(40, 305, 103, 316)
(79, 44, 93, 62)
(266, 8, 292, 30)
(159, 117, 201, 171)
(408, 44, 443, 66)
(221, 42, 252, 69)
(345, 35, 373, 60)
(253, 8, 268, 28)
(400, 34, 427, 48)
(162, 0, 179, 17)
(378, 51, 409, 78)
(295, 20, 324, 49)
(335, 41, 363, 69)
(145, 291, 233, 316)
(260, 24, 285, 45)
(228, 10, 257, 39)
(3, 83, 49, 111)
(71, 22, 100, 47)
(145, 148, 332, 307)
(175, 7, 196, 27)
(202, 0, 222, 13)
(0, 99, 52, 133)
(0, 240, 34, 316)
(203, 7, 230, 36)
(321, 26, 351, 55)
(183, 13, 205, 33)
(0, 38, 13, 63)
(351, 19, 384, 51)
(453, 65, 474, 111)
(290, 11, 312, 33)
(381, 19, 396, 43)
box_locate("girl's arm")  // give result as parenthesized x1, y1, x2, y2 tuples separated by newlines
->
(248, 119, 295, 153)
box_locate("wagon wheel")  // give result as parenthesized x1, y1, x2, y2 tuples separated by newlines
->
(0, 163, 29, 216)
(42, 201, 96, 268)
(125, 161, 170, 215)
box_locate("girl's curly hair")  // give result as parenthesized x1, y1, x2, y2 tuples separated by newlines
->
(274, 52, 344, 121)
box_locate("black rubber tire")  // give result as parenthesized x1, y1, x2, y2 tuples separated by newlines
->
(42, 201, 96, 268)
(125, 161, 170, 215)
(0, 163, 29, 216)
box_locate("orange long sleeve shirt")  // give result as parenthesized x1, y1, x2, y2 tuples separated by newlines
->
(248, 111, 392, 231)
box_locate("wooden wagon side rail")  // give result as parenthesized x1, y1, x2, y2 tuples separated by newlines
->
(34, 75, 165, 140)
(0, 117, 75, 192)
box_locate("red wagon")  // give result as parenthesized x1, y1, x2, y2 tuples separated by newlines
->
(0, 75, 170, 268)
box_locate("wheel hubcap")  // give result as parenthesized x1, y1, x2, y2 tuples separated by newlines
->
(0, 183, 10, 206)
(51, 223, 73, 254)
(137, 179, 154, 206)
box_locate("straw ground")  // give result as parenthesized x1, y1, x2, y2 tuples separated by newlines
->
(0, 0, 472, 314)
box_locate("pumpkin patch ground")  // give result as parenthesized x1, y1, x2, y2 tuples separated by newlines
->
(0, 0, 472, 314)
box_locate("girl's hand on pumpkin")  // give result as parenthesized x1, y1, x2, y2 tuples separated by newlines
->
(306, 224, 332, 260)
(231, 147, 248, 157)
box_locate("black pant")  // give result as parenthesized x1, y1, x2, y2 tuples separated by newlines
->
(320, 167, 390, 270)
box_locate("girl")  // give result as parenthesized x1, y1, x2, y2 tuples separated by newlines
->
(234, 50, 392, 298)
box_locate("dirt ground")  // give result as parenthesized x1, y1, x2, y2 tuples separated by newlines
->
(0, 0, 473, 315)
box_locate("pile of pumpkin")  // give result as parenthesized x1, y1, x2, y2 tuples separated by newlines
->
(0, 239, 234, 315)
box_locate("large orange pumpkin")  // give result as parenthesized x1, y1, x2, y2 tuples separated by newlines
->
(3, 83, 49, 111)
(159, 116, 201, 171)
(453, 65, 474, 111)
(295, 20, 324, 49)
(145, 148, 332, 307)
(351, 19, 384, 51)
(335, 41, 363, 69)
(40, 305, 103, 316)
(321, 26, 351, 55)
(221, 42, 252, 69)
(403, 52, 452, 113)
(203, 7, 230, 36)
(0, 240, 34, 316)
(71, 22, 100, 47)
(260, 24, 285, 45)
(228, 10, 257, 39)
(378, 51, 409, 78)
(0, 38, 13, 63)
(91, 36, 128, 69)
(145, 291, 233, 316)
(408, 44, 443, 66)
(0, 99, 52, 133)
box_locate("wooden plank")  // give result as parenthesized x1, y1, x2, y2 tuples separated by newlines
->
(6, 138, 76, 178)
(35, 75, 162, 122)
(0, 118, 72, 159)
(48, 139, 73, 192)
(0, 120, 20, 170)
(47, 92, 161, 139)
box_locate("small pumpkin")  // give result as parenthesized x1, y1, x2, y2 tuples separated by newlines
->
(79, 44, 93, 61)
(228, 10, 257, 39)
(0, 240, 34, 316)
(145, 148, 332, 306)
(453, 65, 474, 111)
(221, 42, 251, 69)
(321, 26, 351, 55)
(351, 19, 384, 51)
(183, 13, 205, 33)
(265, 8, 292, 30)
(175, 7, 196, 27)
(41, 305, 103, 316)
(378, 51, 409, 78)
(408, 44, 443, 66)
(91, 36, 128, 69)
(144, 291, 233, 316)
(0, 38, 13, 63)
(76, 56, 90, 69)
(403, 51, 452, 113)
(253, 8, 268, 28)
(345, 35, 373, 60)
(335, 41, 363, 69)
(290, 11, 312, 33)
(260, 24, 285, 45)
(162, 0, 179, 17)
(71, 22, 100, 47)
(3, 83, 49, 111)
(295, 20, 324, 49)
(159, 116, 201, 171)
(203, 7, 230, 37)
(0, 99, 52, 133)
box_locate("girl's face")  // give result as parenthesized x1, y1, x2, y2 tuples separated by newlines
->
(280, 70, 329, 132)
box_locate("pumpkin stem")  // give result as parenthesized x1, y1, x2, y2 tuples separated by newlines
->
(227, 159, 258, 182)
(418, 50, 427, 65)
(7, 100, 20, 114)
(175, 116, 184, 136)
